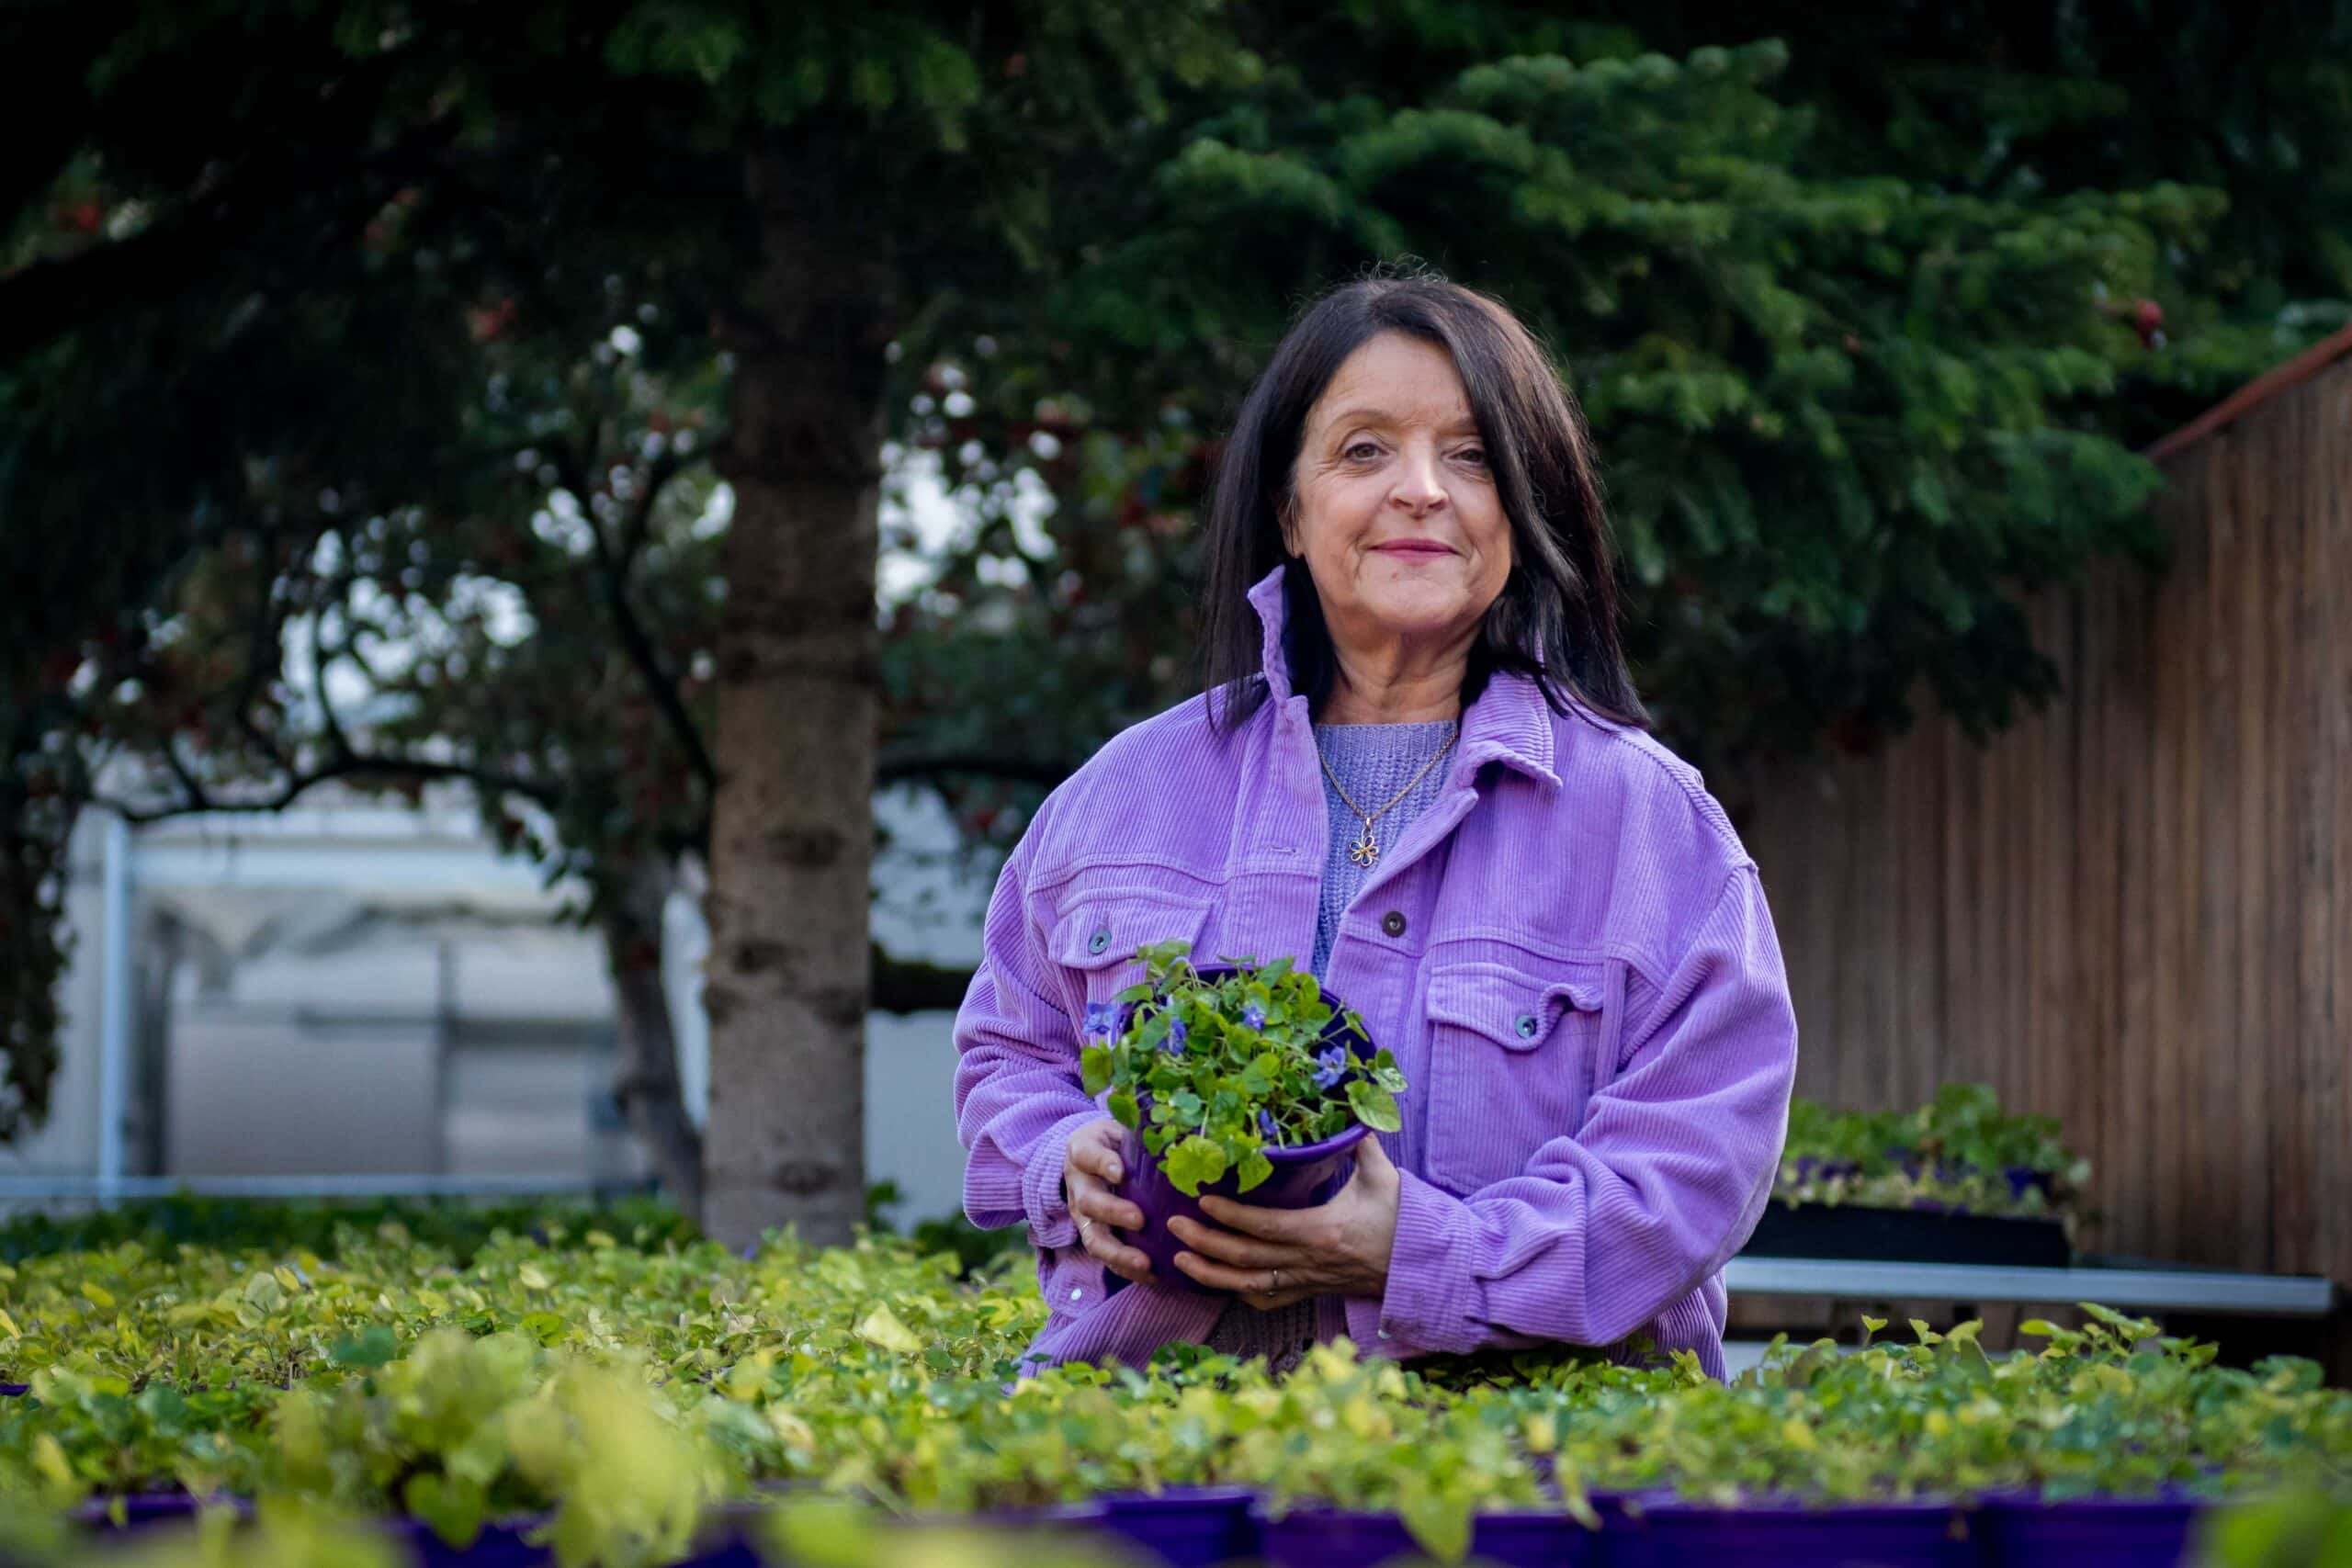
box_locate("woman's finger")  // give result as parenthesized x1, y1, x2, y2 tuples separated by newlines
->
(1071, 1140, 1125, 1185)
(1074, 1188, 1145, 1232)
(1167, 1213, 1285, 1269)
(1081, 1224, 1155, 1282)
(1193, 1192, 1315, 1243)
(1171, 1248, 1311, 1297)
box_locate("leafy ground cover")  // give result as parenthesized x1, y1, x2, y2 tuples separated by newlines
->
(1771, 1081, 2094, 1225)
(0, 1197, 2345, 1567)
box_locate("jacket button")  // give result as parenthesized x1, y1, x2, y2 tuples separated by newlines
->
(1088, 928, 1110, 954)
(1515, 1012, 1540, 1039)
(1379, 910, 1407, 938)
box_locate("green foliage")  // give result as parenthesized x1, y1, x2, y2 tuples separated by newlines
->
(0, 1193, 695, 1269)
(1774, 1080, 2094, 1224)
(1085, 942, 1407, 1196)
(0, 1209, 2345, 1567)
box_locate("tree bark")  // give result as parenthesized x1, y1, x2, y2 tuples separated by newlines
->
(599, 853, 704, 1223)
(699, 141, 896, 1252)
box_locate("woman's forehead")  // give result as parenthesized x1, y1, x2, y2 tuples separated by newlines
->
(1308, 334, 1476, 432)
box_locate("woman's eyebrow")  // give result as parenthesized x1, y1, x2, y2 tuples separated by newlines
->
(1322, 406, 1481, 434)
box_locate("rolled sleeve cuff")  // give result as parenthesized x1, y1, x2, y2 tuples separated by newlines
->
(1023, 1107, 1107, 1252)
(1348, 1168, 1487, 1358)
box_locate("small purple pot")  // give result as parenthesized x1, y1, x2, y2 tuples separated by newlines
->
(1097, 1485, 1260, 1566)
(678, 1496, 1101, 1568)
(1969, 1482, 2205, 1567)
(1112, 969, 1379, 1296)
(897, 1500, 1109, 1528)
(2006, 1165, 2058, 1200)
(0, 1382, 27, 1397)
(1251, 1500, 1598, 1568)
(71, 1493, 251, 1530)
(1603, 1487, 1973, 1568)
(385, 1513, 554, 1568)
(1119, 1122, 1369, 1295)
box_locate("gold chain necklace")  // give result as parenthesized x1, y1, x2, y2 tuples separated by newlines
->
(1314, 722, 1460, 869)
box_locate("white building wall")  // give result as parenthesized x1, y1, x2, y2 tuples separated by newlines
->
(4, 784, 995, 1230)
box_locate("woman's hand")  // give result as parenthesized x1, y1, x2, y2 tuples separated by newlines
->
(1062, 1117, 1155, 1285)
(1169, 1134, 1402, 1310)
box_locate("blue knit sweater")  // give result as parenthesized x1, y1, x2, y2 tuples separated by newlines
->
(1307, 717, 1461, 981)
(1204, 716, 1459, 1370)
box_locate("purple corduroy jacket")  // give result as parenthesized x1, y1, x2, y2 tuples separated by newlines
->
(951, 565, 1799, 1382)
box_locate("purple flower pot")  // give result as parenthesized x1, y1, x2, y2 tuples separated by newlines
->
(678, 1497, 1101, 1568)
(2006, 1166, 2057, 1201)
(0, 1382, 27, 1396)
(71, 1493, 251, 1531)
(1603, 1488, 1973, 1568)
(1096, 1486, 1261, 1566)
(1112, 969, 1379, 1297)
(897, 1500, 1110, 1529)
(1970, 1483, 2205, 1567)
(1251, 1501, 1597, 1568)
(1119, 1121, 1369, 1295)
(385, 1513, 554, 1568)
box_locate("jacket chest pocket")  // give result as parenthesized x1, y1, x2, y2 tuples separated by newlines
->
(1047, 890, 1216, 1029)
(1420, 959, 1618, 1196)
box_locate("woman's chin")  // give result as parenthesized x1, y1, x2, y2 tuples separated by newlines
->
(1351, 583, 1484, 641)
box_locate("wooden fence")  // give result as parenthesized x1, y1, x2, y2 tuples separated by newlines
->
(1732, 344, 2352, 1371)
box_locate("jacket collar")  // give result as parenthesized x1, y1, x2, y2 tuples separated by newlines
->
(1246, 564, 1561, 793)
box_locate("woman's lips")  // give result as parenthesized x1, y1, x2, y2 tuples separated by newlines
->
(1372, 541, 1454, 556)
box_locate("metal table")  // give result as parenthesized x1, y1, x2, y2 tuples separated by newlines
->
(1725, 1253, 2339, 1317)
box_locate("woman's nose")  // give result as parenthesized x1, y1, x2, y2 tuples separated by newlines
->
(1390, 447, 1447, 512)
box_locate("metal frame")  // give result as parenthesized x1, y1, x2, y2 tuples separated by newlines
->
(1726, 1255, 2339, 1317)
(0, 1174, 638, 1201)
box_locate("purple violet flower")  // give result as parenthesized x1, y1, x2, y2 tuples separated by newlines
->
(1083, 1000, 1118, 1041)
(1311, 1045, 1349, 1090)
(1258, 1109, 1281, 1143)
(1241, 1003, 1267, 1032)
(1162, 1018, 1189, 1055)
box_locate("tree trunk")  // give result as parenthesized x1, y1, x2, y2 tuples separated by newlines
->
(599, 853, 704, 1223)
(700, 141, 895, 1253)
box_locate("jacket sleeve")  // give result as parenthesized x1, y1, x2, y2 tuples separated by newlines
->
(1345, 863, 1797, 1358)
(952, 824, 1103, 1253)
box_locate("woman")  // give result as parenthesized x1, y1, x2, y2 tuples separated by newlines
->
(952, 271, 1798, 1384)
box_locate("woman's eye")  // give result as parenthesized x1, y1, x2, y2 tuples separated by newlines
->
(1458, 447, 1487, 466)
(1344, 442, 1381, 461)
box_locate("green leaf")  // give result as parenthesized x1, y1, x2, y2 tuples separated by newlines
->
(1080, 1044, 1114, 1096)
(329, 1325, 399, 1369)
(854, 1303, 924, 1355)
(1347, 1081, 1401, 1134)
(1163, 1135, 1228, 1196)
(404, 1472, 487, 1549)
(1236, 1147, 1273, 1193)
(765, 1497, 879, 1568)
(1396, 1483, 1471, 1563)
(1107, 1089, 1139, 1129)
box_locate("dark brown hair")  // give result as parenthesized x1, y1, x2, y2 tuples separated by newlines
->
(1198, 267, 1647, 734)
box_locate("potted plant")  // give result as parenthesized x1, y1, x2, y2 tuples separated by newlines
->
(1226, 1346, 1579, 1568)
(1746, 1085, 2082, 1266)
(1081, 942, 1406, 1294)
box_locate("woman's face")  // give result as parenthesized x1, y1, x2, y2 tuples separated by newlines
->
(1285, 330, 1512, 661)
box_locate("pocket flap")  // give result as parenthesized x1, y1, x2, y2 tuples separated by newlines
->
(1048, 892, 1213, 973)
(1424, 962, 1602, 1051)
